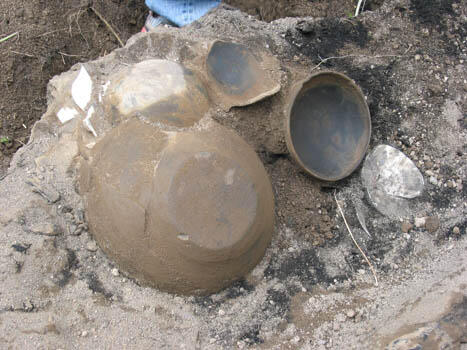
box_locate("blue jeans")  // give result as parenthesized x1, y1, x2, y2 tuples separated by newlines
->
(145, 0, 221, 27)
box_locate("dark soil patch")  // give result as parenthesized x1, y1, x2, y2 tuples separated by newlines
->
(224, 0, 385, 21)
(409, 0, 458, 30)
(290, 18, 369, 61)
(84, 272, 113, 299)
(0, 0, 147, 176)
(264, 248, 346, 289)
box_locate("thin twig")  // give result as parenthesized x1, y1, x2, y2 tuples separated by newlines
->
(311, 46, 412, 72)
(58, 51, 82, 57)
(90, 7, 124, 47)
(355, 0, 364, 16)
(10, 50, 35, 58)
(0, 32, 18, 43)
(31, 28, 67, 38)
(334, 192, 378, 286)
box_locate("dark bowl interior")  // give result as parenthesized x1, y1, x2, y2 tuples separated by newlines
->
(206, 41, 256, 95)
(287, 72, 371, 181)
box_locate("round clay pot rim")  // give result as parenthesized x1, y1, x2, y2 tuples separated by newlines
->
(284, 70, 372, 181)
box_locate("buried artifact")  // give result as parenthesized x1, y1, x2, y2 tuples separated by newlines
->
(77, 57, 276, 295)
(285, 71, 371, 181)
(205, 40, 281, 110)
(76, 45, 371, 295)
(79, 119, 274, 295)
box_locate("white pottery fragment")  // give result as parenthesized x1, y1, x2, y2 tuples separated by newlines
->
(361, 145, 424, 219)
(57, 107, 79, 124)
(72, 66, 93, 111)
(83, 106, 97, 137)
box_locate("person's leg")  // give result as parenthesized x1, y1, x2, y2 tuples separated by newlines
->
(145, 0, 220, 28)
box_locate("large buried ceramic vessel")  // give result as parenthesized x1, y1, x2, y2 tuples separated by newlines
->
(79, 118, 274, 295)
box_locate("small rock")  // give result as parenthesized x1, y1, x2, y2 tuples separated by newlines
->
(401, 221, 413, 233)
(111, 268, 119, 277)
(218, 309, 225, 316)
(81, 331, 88, 337)
(414, 54, 421, 61)
(237, 341, 246, 349)
(26, 178, 60, 203)
(11, 243, 31, 253)
(290, 336, 300, 344)
(296, 20, 315, 34)
(452, 226, 460, 235)
(415, 217, 426, 228)
(72, 227, 83, 236)
(425, 216, 440, 233)
(30, 223, 58, 236)
(86, 241, 98, 252)
(429, 176, 438, 185)
(361, 145, 424, 219)
(346, 310, 356, 318)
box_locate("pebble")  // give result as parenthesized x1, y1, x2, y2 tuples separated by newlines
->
(111, 268, 119, 277)
(346, 310, 356, 318)
(414, 54, 421, 61)
(26, 178, 61, 203)
(401, 221, 413, 233)
(72, 227, 83, 236)
(218, 309, 225, 316)
(86, 241, 98, 252)
(425, 216, 440, 233)
(291, 335, 300, 344)
(429, 176, 438, 185)
(81, 331, 88, 337)
(30, 223, 58, 236)
(452, 226, 460, 235)
(415, 217, 426, 228)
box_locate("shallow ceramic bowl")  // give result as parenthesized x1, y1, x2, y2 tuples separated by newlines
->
(285, 71, 371, 181)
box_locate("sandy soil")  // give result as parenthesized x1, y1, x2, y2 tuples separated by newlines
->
(0, 0, 466, 349)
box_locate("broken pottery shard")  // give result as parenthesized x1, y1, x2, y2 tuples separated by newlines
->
(72, 66, 92, 111)
(105, 59, 210, 128)
(361, 145, 424, 219)
(57, 107, 79, 124)
(206, 41, 281, 110)
(80, 119, 274, 295)
(83, 105, 97, 137)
